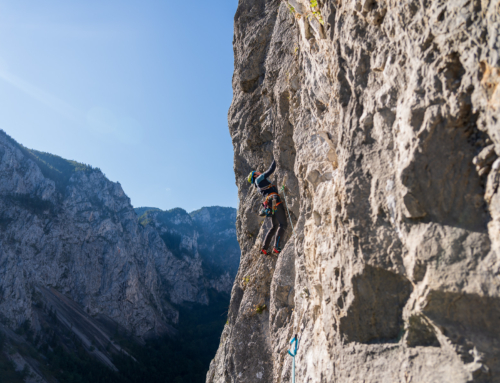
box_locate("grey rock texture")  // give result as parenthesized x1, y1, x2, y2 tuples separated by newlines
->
(191, 206, 241, 279)
(0, 130, 238, 341)
(208, 0, 500, 382)
(137, 206, 240, 301)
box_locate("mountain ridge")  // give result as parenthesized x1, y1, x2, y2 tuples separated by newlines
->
(0, 129, 239, 382)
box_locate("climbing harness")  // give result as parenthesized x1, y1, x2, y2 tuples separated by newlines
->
(288, 334, 298, 383)
(280, 185, 295, 234)
(260, 192, 282, 217)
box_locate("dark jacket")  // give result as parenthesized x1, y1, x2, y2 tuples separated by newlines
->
(254, 160, 279, 197)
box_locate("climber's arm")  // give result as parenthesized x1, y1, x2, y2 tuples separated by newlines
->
(263, 159, 276, 179)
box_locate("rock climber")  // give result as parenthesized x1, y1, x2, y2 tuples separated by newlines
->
(248, 159, 288, 255)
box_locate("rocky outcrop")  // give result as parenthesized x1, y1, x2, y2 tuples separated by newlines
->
(137, 206, 240, 301)
(191, 206, 241, 282)
(208, 0, 500, 382)
(0, 130, 238, 339)
(0, 135, 164, 338)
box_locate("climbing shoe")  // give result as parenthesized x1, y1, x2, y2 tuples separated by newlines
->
(273, 247, 281, 254)
(260, 248, 268, 255)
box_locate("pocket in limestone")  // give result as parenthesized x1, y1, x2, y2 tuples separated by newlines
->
(405, 315, 440, 347)
(422, 290, 500, 366)
(338, 265, 413, 343)
(402, 192, 426, 219)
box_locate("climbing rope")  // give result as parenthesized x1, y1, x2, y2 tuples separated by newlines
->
(282, 181, 298, 382)
(288, 334, 298, 383)
(280, 185, 295, 235)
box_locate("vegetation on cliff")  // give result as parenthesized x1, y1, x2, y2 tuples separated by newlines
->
(1, 130, 99, 193)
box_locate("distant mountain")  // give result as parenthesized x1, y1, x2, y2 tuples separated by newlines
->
(0, 130, 240, 382)
(136, 206, 240, 295)
(134, 206, 161, 217)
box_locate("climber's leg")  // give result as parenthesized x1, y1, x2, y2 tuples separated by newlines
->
(263, 214, 279, 249)
(273, 204, 288, 250)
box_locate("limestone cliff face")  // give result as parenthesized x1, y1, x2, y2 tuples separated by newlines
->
(137, 206, 240, 300)
(0, 130, 238, 340)
(208, 0, 500, 382)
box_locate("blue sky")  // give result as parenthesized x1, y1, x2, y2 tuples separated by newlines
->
(0, 0, 239, 212)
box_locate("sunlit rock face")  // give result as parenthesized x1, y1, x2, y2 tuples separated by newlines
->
(207, 0, 500, 382)
(0, 131, 239, 339)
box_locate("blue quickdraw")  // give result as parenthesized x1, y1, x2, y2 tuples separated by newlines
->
(288, 334, 298, 383)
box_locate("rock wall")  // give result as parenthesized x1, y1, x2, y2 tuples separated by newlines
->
(208, 0, 500, 382)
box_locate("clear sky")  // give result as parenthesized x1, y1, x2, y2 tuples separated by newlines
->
(0, 0, 239, 212)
